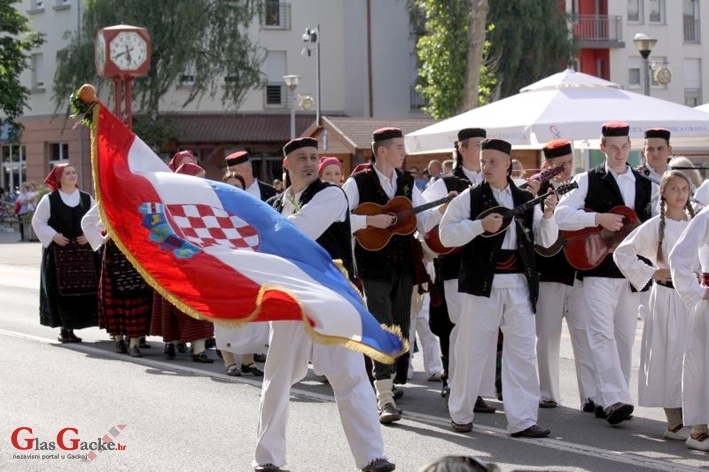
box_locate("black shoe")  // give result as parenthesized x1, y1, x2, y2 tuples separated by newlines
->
(361, 458, 396, 472)
(58, 328, 72, 343)
(539, 399, 558, 409)
(192, 351, 214, 363)
(241, 362, 264, 376)
(473, 396, 496, 413)
(379, 403, 401, 424)
(226, 364, 242, 377)
(176, 342, 188, 353)
(511, 424, 551, 438)
(451, 420, 473, 433)
(582, 399, 595, 412)
(441, 383, 450, 398)
(205, 337, 216, 349)
(253, 352, 267, 362)
(594, 405, 608, 419)
(392, 386, 404, 400)
(114, 339, 128, 354)
(67, 330, 82, 343)
(138, 337, 151, 349)
(164, 343, 176, 360)
(254, 465, 289, 472)
(129, 346, 142, 358)
(606, 402, 634, 425)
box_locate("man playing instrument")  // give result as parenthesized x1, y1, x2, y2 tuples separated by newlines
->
(342, 127, 440, 424)
(534, 139, 597, 411)
(439, 138, 558, 438)
(555, 122, 652, 426)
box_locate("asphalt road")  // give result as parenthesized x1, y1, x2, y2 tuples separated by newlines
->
(0, 230, 707, 471)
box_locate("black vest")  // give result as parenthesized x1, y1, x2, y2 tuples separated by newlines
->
(437, 172, 473, 281)
(353, 165, 415, 280)
(458, 180, 539, 311)
(47, 191, 92, 239)
(257, 180, 277, 202)
(271, 180, 355, 282)
(582, 165, 652, 279)
(535, 180, 576, 286)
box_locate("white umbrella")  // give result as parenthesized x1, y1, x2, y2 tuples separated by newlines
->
(406, 69, 709, 153)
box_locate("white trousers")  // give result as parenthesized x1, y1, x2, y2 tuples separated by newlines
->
(535, 279, 596, 405)
(444, 279, 496, 397)
(683, 301, 709, 426)
(409, 292, 443, 376)
(583, 277, 639, 407)
(448, 286, 539, 433)
(254, 321, 385, 469)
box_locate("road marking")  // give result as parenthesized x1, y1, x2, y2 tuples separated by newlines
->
(0, 328, 701, 471)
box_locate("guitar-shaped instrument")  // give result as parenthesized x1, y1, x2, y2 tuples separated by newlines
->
(354, 195, 455, 252)
(423, 165, 566, 255)
(478, 181, 577, 238)
(560, 205, 641, 271)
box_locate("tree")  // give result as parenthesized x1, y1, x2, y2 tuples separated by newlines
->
(410, 0, 496, 119)
(53, 0, 266, 144)
(0, 0, 45, 134)
(487, 0, 575, 99)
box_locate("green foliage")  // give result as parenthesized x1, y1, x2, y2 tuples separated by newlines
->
(412, 0, 495, 119)
(0, 0, 45, 130)
(487, 0, 575, 98)
(53, 0, 266, 123)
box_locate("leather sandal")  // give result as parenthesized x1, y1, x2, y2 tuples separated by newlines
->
(241, 362, 264, 376)
(226, 364, 242, 377)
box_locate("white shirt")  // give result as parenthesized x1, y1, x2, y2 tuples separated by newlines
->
(342, 166, 438, 235)
(694, 179, 709, 206)
(280, 185, 348, 240)
(669, 206, 709, 310)
(245, 179, 261, 200)
(31, 189, 95, 248)
(461, 167, 483, 185)
(81, 204, 109, 251)
(439, 184, 558, 288)
(556, 163, 636, 231)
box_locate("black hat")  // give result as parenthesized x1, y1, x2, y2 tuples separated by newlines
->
(283, 137, 319, 156)
(644, 127, 671, 141)
(543, 139, 573, 159)
(601, 122, 630, 137)
(480, 138, 512, 155)
(225, 150, 249, 166)
(372, 127, 403, 143)
(457, 128, 486, 141)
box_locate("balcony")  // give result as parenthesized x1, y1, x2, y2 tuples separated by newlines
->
(685, 88, 702, 108)
(684, 17, 701, 43)
(572, 15, 625, 49)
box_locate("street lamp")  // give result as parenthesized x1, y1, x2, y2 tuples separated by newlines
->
(301, 25, 321, 126)
(283, 74, 300, 140)
(633, 33, 657, 96)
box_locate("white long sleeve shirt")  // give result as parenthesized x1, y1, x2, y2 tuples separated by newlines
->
(81, 204, 110, 251)
(342, 166, 439, 235)
(280, 185, 348, 239)
(669, 207, 709, 310)
(31, 190, 95, 248)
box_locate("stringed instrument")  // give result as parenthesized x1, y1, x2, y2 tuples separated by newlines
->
(479, 181, 578, 238)
(560, 205, 641, 271)
(423, 164, 566, 255)
(354, 195, 455, 251)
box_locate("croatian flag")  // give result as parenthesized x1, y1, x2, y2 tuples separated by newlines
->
(89, 101, 404, 363)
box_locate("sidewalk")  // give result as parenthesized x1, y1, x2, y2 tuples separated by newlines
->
(0, 222, 42, 268)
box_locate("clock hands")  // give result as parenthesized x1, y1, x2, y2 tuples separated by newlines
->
(113, 46, 134, 61)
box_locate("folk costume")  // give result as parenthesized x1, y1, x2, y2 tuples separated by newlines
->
(669, 207, 709, 451)
(342, 127, 439, 418)
(32, 164, 99, 342)
(439, 139, 558, 436)
(82, 204, 153, 357)
(555, 122, 652, 424)
(225, 150, 277, 202)
(254, 137, 392, 472)
(534, 140, 596, 410)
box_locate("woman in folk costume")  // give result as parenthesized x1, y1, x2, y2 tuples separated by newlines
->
(81, 202, 153, 358)
(150, 155, 215, 362)
(669, 186, 709, 451)
(31, 163, 99, 342)
(614, 170, 695, 440)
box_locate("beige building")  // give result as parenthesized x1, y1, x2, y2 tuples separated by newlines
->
(3, 0, 427, 192)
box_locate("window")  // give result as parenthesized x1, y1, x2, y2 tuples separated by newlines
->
(49, 143, 69, 166)
(684, 0, 700, 43)
(1, 145, 26, 193)
(31, 53, 44, 90)
(53, 0, 70, 10)
(262, 51, 286, 108)
(262, 1, 291, 30)
(648, 0, 664, 23)
(29, 0, 44, 10)
(179, 63, 196, 87)
(684, 58, 702, 106)
(628, 0, 643, 23)
(628, 67, 641, 87)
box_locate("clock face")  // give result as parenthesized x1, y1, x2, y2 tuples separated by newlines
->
(95, 33, 106, 75)
(654, 66, 673, 86)
(109, 32, 148, 71)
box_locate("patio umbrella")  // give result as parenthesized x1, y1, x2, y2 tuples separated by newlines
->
(406, 69, 709, 153)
